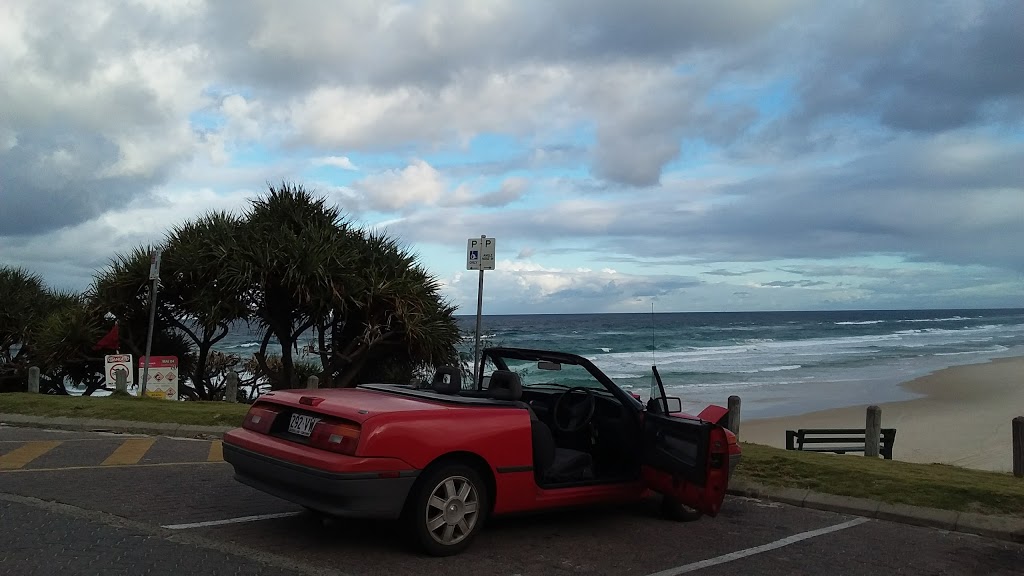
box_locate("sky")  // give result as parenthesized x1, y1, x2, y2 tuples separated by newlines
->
(1, 0, 1022, 315)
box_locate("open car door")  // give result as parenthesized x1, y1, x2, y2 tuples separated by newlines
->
(639, 366, 729, 517)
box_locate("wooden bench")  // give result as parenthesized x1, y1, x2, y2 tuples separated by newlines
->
(785, 428, 897, 459)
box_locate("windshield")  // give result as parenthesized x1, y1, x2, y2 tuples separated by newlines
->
(478, 349, 643, 408)
(505, 359, 606, 391)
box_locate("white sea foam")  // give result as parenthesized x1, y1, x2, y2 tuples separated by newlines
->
(900, 316, 977, 323)
(834, 320, 885, 325)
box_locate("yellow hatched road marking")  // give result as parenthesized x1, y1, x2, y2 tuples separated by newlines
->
(101, 438, 156, 466)
(0, 461, 227, 473)
(207, 440, 223, 462)
(0, 441, 62, 470)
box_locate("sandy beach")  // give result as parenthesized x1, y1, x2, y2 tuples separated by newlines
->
(740, 355, 1024, 472)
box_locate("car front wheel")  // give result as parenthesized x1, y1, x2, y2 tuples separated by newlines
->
(406, 462, 489, 556)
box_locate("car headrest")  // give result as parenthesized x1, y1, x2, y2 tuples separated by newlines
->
(488, 370, 522, 401)
(431, 366, 461, 394)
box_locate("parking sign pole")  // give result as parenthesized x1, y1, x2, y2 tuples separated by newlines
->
(141, 248, 161, 397)
(473, 235, 485, 386)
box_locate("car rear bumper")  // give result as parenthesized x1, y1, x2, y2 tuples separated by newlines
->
(223, 442, 419, 519)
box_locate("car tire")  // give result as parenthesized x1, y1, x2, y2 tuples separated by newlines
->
(405, 462, 489, 556)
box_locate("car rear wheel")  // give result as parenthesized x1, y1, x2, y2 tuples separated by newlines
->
(406, 462, 489, 556)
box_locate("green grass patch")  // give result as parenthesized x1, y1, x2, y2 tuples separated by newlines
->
(735, 442, 1024, 516)
(0, 392, 249, 427)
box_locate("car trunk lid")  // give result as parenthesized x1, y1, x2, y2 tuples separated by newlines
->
(257, 387, 449, 424)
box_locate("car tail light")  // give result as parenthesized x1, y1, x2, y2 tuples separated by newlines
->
(308, 420, 361, 455)
(242, 404, 281, 434)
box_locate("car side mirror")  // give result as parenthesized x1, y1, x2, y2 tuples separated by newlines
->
(665, 397, 682, 414)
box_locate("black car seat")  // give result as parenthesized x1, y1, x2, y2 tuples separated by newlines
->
(487, 370, 593, 484)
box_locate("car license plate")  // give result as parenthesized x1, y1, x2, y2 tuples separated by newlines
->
(287, 413, 319, 437)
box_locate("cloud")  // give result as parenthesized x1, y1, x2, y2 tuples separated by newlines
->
(2, 0, 1023, 314)
(705, 268, 766, 277)
(0, 0, 210, 235)
(758, 280, 828, 289)
(312, 156, 358, 170)
(447, 260, 703, 313)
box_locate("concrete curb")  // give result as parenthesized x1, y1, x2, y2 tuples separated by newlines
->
(727, 479, 1024, 545)
(0, 413, 233, 439)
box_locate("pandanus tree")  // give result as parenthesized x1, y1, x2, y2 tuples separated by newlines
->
(160, 211, 249, 398)
(0, 266, 57, 391)
(323, 231, 462, 388)
(223, 182, 358, 390)
(28, 290, 106, 394)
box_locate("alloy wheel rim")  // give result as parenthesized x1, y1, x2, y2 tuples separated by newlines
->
(424, 475, 479, 545)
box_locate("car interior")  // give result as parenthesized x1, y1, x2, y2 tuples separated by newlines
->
(424, 355, 644, 489)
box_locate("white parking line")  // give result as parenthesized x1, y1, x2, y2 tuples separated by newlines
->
(645, 517, 871, 575)
(162, 511, 303, 530)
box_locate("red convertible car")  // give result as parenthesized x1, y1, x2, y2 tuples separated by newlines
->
(222, 347, 740, 556)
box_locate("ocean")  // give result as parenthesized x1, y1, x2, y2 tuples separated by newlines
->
(213, 308, 1024, 419)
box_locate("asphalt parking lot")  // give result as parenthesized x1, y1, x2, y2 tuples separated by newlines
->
(2, 424, 1023, 575)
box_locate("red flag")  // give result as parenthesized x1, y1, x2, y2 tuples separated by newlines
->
(93, 323, 119, 351)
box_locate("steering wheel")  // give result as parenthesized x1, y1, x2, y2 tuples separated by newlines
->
(552, 386, 597, 433)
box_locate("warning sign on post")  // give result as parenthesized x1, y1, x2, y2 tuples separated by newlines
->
(466, 237, 496, 270)
(104, 354, 134, 390)
(138, 356, 178, 400)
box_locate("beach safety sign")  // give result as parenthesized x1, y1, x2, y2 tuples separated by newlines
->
(138, 356, 179, 400)
(104, 354, 134, 390)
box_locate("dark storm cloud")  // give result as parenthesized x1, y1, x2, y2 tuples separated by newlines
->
(0, 132, 162, 235)
(793, 1, 1024, 133)
(202, 0, 805, 91)
(1, 0, 204, 237)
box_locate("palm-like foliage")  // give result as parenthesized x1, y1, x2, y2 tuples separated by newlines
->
(326, 231, 461, 387)
(30, 292, 106, 394)
(0, 266, 60, 390)
(224, 182, 359, 389)
(161, 210, 249, 398)
(4, 181, 463, 397)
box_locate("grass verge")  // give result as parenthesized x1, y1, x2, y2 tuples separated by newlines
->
(0, 392, 248, 427)
(2, 393, 1023, 516)
(734, 442, 1024, 516)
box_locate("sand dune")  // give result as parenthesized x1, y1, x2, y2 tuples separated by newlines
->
(739, 355, 1024, 472)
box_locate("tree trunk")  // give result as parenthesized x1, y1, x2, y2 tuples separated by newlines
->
(317, 320, 331, 388)
(336, 352, 369, 388)
(194, 334, 211, 399)
(280, 336, 296, 388)
(255, 329, 275, 388)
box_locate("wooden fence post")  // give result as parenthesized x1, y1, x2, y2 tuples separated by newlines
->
(306, 375, 319, 390)
(224, 372, 239, 403)
(28, 366, 40, 393)
(115, 369, 127, 394)
(865, 405, 881, 458)
(1013, 416, 1024, 478)
(727, 395, 741, 439)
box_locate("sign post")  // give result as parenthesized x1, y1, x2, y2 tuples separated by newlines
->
(466, 235, 495, 386)
(141, 248, 162, 397)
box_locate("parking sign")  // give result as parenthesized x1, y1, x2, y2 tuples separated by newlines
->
(466, 237, 495, 270)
